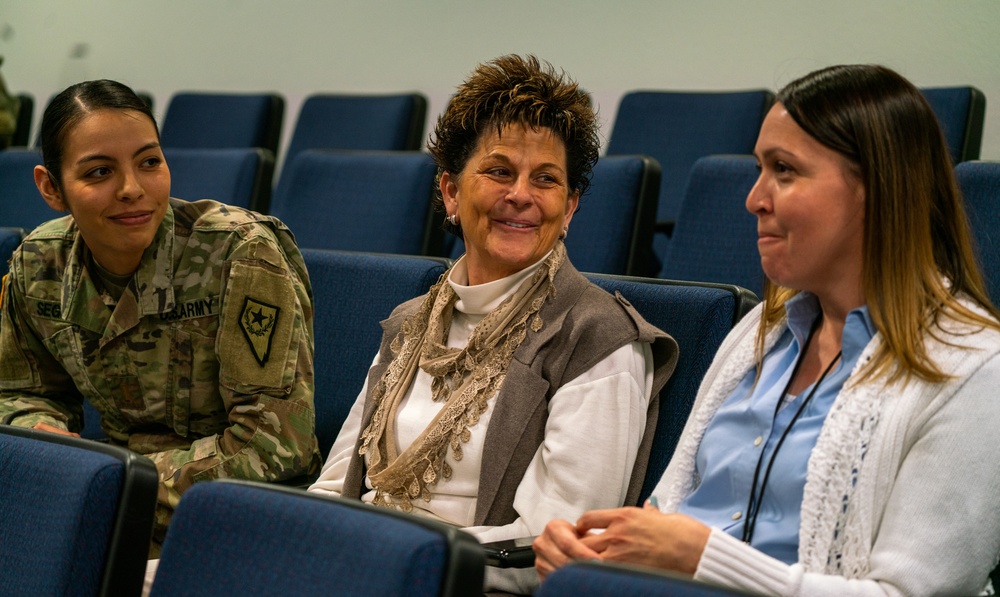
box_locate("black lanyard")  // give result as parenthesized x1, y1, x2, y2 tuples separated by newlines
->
(741, 320, 842, 545)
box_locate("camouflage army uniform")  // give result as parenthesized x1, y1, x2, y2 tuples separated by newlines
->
(0, 198, 321, 549)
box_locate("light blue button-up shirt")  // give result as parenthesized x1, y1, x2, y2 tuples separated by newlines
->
(677, 293, 875, 564)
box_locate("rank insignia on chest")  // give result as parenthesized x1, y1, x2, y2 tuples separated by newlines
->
(239, 297, 281, 366)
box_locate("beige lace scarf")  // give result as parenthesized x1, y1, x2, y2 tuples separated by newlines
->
(358, 243, 566, 512)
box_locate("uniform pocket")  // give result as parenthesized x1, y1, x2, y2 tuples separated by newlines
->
(170, 327, 226, 438)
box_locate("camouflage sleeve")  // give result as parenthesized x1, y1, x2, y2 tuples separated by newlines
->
(0, 271, 84, 430)
(143, 233, 320, 513)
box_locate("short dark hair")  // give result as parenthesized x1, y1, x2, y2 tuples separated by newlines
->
(427, 54, 599, 235)
(39, 79, 157, 188)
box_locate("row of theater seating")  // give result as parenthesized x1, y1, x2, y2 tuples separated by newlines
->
(71, 249, 758, 464)
(1, 249, 763, 597)
(0, 427, 756, 597)
(8, 248, 998, 595)
(6, 90, 426, 160)
(2, 150, 998, 302)
(4, 85, 987, 273)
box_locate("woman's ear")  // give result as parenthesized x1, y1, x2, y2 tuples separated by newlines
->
(440, 170, 459, 214)
(563, 190, 580, 229)
(34, 166, 68, 212)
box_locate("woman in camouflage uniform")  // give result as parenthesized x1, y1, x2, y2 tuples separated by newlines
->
(0, 80, 321, 551)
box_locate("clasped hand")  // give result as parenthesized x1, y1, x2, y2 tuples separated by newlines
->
(533, 501, 710, 581)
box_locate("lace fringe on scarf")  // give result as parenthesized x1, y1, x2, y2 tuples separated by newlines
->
(358, 244, 565, 512)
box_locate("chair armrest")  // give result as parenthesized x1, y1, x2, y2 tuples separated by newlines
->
(481, 536, 537, 569)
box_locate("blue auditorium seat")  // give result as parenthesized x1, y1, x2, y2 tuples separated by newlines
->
(151, 479, 484, 597)
(537, 561, 759, 597)
(955, 161, 1000, 305)
(164, 147, 275, 213)
(606, 89, 773, 268)
(160, 91, 284, 157)
(921, 86, 986, 163)
(301, 249, 449, 456)
(271, 150, 437, 255)
(660, 155, 764, 296)
(284, 92, 428, 168)
(585, 273, 757, 500)
(0, 425, 158, 597)
(0, 147, 56, 231)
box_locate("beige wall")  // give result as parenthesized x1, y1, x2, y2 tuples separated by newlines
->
(4, 0, 999, 159)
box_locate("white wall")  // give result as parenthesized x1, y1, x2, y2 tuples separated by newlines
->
(4, 0, 999, 159)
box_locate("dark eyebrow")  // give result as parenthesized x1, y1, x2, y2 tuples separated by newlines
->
(754, 147, 797, 162)
(75, 142, 161, 166)
(481, 151, 566, 174)
(134, 142, 161, 157)
(534, 162, 566, 174)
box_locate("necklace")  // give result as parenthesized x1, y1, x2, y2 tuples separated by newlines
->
(741, 320, 843, 545)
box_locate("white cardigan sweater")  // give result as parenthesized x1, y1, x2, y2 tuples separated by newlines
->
(652, 301, 1000, 597)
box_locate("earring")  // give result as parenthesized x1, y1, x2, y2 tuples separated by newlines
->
(559, 227, 568, 240)
(447, 214, 458, 226)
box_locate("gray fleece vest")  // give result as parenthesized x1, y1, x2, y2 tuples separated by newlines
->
(342, 261, 678, 525)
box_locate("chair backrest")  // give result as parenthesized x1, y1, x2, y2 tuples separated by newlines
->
(607, 89, 773, 228)
(0, 425, 158, 597)
(284, 93, 428, 168)
(0, 147, 58, 230)
(569, 154, 661, 276)
(537, 561, 760, 597)
(955, 160, 1000, 305)
(921, 86, 986, 163)
(160, 92, 284, 157)
(272, 150, 437, 254)
(12, 92, 34, 147)
(661, 155, 764, 296)
(0, 226, 23, 278)
(301, 249, 449, 456)
(585, 273, 757, 501)
(151, 479, 484, 597)
(164, 147, 275, 213)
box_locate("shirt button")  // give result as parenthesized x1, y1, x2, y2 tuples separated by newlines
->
(732, 511, 743, 520)
(753, 436, 763, 447)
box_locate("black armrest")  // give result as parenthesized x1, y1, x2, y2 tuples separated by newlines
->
(481, 536, 537, 569)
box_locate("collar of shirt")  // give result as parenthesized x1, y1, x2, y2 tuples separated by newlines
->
(784, 292, 875, 370)
(447, 250, 551, 316)
(59, 205, 176, 332)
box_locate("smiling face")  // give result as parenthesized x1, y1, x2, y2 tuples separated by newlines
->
(747, 103, 865, 302)
(34, 108, 170, 276)
(441, 124, 579, 285)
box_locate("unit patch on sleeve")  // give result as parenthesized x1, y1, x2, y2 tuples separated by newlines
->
(239, 297, 281, 366)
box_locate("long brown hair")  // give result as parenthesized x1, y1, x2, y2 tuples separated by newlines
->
(758, 64, 998, 384)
